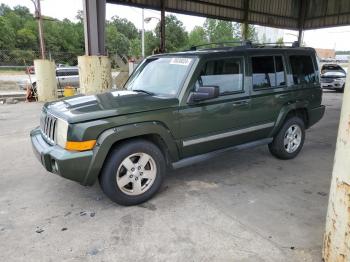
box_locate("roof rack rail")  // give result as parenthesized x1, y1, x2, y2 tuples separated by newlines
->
(189, 40, 252, 50)
(252, 41, 299, 48)
(189, 40, 301, 51)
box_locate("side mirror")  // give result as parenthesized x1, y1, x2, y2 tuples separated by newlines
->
(188, 86, 220, 103)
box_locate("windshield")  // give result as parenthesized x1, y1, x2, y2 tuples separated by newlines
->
(321, 64, 346, 74)
(125, 57, 194, 97)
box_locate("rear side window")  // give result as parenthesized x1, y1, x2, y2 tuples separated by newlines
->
(56, 69, 79, 76)
(197, 58, 243, 95)
(289, 55, 317, 85)
(252, 56, 286, 89)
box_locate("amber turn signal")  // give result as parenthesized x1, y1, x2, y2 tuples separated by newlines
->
(65, 140, 96, 151)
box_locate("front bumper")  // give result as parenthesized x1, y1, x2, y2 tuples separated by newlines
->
(30, 127, 95, 185)
(321, 81, 344, 90)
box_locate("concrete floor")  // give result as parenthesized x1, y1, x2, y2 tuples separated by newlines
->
(0, 92, 342, 262)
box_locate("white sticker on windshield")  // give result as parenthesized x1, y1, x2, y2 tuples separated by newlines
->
(170, 57, 192, 66)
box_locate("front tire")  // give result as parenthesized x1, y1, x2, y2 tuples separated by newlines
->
(99, 139, 166, 206)
(268, 116, 305, 160)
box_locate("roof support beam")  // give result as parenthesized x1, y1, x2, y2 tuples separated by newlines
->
(242, 0, 249, 41)
(160, 0, 165, 53)
(83, 0, 106, 55)
(297, 0, 307, 45)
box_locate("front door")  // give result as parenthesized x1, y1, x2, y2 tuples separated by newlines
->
(179, 56, 253, 158)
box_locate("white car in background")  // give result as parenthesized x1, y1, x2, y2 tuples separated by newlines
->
(320, 64, 346, 93)
(18, 67, 80, 91)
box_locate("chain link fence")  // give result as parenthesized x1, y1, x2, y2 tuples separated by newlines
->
(0, 49, 82, 70)
(0, 49, 133, 72)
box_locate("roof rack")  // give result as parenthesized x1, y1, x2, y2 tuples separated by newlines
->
(252, 41, 300, 48)
(189, 40, 252, 50)
(189, 40, 300, 51)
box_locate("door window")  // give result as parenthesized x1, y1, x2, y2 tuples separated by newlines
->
(56, 69, 79, 77)
(196, 58, 243, 95)
(289, 55, 317, 85)
(252, 56, 286, 89)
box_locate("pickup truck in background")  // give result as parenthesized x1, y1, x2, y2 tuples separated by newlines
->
(18, 67, 80, 92)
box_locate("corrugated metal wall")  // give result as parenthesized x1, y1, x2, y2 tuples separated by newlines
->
(107, 0, 350, 30)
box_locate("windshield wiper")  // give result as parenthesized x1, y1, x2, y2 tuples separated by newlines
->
(133, 89, 154, 95)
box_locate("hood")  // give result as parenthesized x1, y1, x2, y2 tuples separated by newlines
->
(321, 71, 346, 78)
(44, 90, 179, 123)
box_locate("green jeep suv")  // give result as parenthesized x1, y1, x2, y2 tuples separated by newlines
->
(31, 44, 325, 206)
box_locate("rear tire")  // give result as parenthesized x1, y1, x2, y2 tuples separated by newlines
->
(99, 139, 166, 206)
(268, 116, 305, 160)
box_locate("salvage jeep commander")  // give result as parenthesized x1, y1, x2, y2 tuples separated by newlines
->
(31, 43, 325, 206)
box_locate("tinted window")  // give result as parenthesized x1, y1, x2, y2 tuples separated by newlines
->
(289, 55, 316, 84)
(56, 70, 64, 77)
(197, 58, 243, 94)
(56, 69, 79, 76)
(252, 56, 286, 89)
(252, 56, 275, 89)
(66, 69, 79, 76)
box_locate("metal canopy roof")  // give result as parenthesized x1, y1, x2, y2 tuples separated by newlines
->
(106, 0, 350, 30)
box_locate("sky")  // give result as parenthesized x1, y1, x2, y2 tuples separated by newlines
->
(2, 0, 350, 51)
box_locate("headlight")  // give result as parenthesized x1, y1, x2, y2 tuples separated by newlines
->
(335, 78, 344, 82)
(55, 118, 68, 148)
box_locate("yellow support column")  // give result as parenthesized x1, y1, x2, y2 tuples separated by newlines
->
(323, 61, 350, 261)
(34, 59, 57, 102)
(78, 55, 112, 95)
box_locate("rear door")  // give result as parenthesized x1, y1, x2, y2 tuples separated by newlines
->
(179, 55, 254, 158)
(248, 53, 292, 139)
(288, 53, 321, 109)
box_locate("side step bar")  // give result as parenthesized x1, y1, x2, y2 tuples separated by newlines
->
(172, 138, 273, 169)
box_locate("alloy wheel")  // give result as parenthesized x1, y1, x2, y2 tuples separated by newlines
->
(116, 152, 157, 196)
(283, 124, 302, 153)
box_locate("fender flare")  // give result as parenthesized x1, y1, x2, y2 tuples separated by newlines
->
(82, 121, 179, 185)
(270, 100, 309, 137)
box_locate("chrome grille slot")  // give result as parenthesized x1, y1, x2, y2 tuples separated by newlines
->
(321, 78, 333, 83)
(40, 111, 57, 144)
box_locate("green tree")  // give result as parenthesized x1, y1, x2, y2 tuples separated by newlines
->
(204, 18, 236, 43)
(188, 26, 207, 48)
(106, 23, 130, 55)
(0, 3, 11, 16)
(232, 23, 259, 42)
(0, 16, 15, 49)
(16, 28, 37, 49)
(129, 38, 141, 58)
(144, 30, 159, 56)
(110, 16, 138, 40)
(155, 15, 188, 52)
(276, 37, 284, 46)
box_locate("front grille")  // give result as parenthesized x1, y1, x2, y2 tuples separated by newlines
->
(40, 111, 57, 144)
(321, 78, 334, 83)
